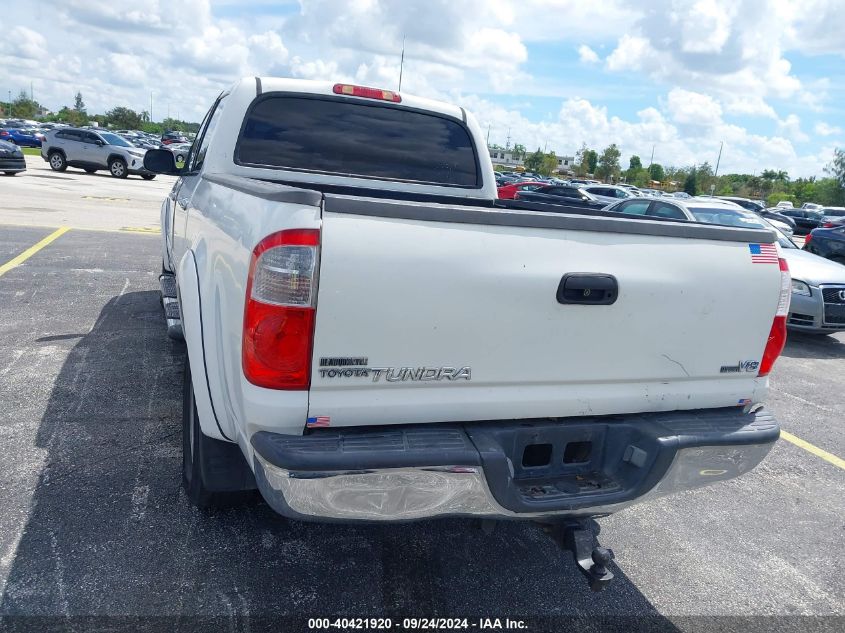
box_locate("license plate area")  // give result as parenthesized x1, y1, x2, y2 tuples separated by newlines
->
(823, 303, 845, 325)
(465, 420, 674, 512)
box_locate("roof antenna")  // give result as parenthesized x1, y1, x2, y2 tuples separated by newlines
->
(398, 35, 406, 92)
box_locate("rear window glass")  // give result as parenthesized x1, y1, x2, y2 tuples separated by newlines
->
(237, 96, 479, 187)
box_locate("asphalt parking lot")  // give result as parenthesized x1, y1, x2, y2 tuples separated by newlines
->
(0, 166, 842, 632)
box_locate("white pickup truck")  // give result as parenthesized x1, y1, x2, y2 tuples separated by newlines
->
(145, 78, 788, 587)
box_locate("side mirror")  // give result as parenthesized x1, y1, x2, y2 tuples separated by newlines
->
(95, 140, 105, 146)
(144, 148, 181, 175)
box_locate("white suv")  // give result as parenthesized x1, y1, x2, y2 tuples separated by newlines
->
(41, 128, 155, 179)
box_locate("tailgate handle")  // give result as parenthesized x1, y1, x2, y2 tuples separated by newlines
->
(557, 273, 618, 305)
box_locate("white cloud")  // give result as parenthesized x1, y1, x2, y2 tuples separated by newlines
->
(603, 0, 824, 113)
(665, 88, 723, 129)
(577, 45, 600, 64)
(777, 114, 809, 143)
(0, 26, 48, 60)
(815, 122, 842, 137)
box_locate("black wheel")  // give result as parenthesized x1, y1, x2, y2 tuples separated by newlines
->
(141, 174, 156, 180)
(3, 172, 16, 176)
(84, 168, 97, 174)
(182, 361, 256, 507)
(48, 151, 67, 172)
(108, 157, 128, 179)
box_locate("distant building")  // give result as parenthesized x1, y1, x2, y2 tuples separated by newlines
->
(488, 147, 574, 174)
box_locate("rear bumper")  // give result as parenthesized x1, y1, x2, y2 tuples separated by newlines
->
(0, 157, 26, 173)
(252, 407, 779, 522)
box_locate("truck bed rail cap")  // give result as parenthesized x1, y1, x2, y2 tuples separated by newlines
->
(203, 172, 322, 207)
(323, 195, 777, 244)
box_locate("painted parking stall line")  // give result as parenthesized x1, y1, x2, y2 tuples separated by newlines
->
(780, 430, 845, 470)
(0, 227, 70, 278)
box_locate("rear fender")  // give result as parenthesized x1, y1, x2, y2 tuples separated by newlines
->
(177, 249, 232, 442)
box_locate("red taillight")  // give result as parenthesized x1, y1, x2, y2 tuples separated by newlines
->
(332, 83, 402, 103)
(758, 258, 790, 377)
(822, 223, 834, 228)
(243, 229, 320, 390)
(805, 232, 813, 244)
(0, 131, 8, 136)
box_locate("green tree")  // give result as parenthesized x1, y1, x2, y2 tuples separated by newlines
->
(541, 151, 558, 177)
(766, 192, 796, 207)
(814, 177, 845, 206)
(683, 169, 697, 195)
(595, 144, 621, 182)
(54, 106, 87, 126)
(73, 92, 86, 113)
(628, 155, 642, 171)
(104, 106, 142, 129)
(512, 143, 526, 160)
(647, 163, 664, 183)
(523, 147, 545, 173)
(824, 148, 845, 187)
(11, 90, 39, 118)
(585, 149, 598, 175)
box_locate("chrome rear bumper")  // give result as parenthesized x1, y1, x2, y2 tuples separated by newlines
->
(252, 408, 779, 522)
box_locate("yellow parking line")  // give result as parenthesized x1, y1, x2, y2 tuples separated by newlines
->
(0, 223, 159, 236)
(0, 227, 70, 278)
(781, 431, 845, 470)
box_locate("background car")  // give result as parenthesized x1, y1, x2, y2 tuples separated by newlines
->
(161, 132, 188, 145)
(801, 202, 822, 212)
(0, 128, 42, 147)
(496, 180, 542, 200)
(514, 184, 605, 209)
(606, 196, 791, 236)
(779, 208, 823, 235)
(166, 142, 193, 167)
(577, 184, 633, 205)
(603, 197, 689, 220)
(804, 225, 845, 266)
(41, 127, 154, 179)
(717, 196, 797, 229)
(818, 207, 845, 225)
(0, 138, 26, 175)
(776, 230, 845, 334)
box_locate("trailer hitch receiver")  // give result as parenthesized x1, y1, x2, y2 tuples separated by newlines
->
(550, 520, 615, 591)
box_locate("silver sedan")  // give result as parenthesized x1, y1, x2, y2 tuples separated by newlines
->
(778, 233, 845, 334)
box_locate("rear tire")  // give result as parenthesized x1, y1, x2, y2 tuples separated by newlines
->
(108, 157, 128, 179)
(3, 172, 16, 176)
(141, 174, 156, 180)
(182, 361, 256, 507)
(48, 151, 67, 172)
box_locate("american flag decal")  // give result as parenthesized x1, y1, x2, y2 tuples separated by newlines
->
(748, 243, 778, 264)
(738, 398, 752, 407)
(307, 416, 331, 428)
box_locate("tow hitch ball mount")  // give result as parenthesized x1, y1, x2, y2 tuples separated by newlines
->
(549, 520, 615, 591)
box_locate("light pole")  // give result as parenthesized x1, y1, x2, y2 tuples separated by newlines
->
(714, 141, 724, 178)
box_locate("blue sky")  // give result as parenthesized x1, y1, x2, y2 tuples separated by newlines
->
(3, 0, 844, 176)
